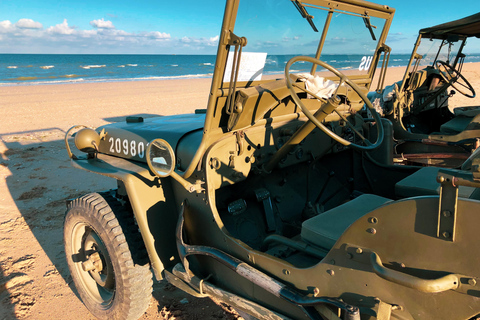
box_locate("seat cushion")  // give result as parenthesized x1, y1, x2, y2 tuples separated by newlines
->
(301, 194, 391, 250)
(440, 116, 472, 134)
(395, 167, 476, 199)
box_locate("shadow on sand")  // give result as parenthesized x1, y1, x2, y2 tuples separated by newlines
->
(0, 119, 238, 319)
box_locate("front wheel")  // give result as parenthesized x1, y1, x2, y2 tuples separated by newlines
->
(64, 192, 152, 320)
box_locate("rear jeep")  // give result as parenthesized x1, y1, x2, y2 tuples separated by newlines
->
(64, 1, 480, 319)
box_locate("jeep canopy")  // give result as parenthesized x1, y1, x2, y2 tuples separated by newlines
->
(420, 12, 480, 39)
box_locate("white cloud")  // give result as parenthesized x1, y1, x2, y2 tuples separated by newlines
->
(181, 35, 218, 47)
(16, 18, 42, 29)
(144, 31, 170, 39)
(47, 19, 75, 35)
(0, 17, 216, 54)
(181, 36, 192, 43)
(0, 20, 14, 33)
(90, 18, 115, 29)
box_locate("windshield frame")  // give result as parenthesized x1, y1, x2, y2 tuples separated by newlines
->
(181, 0, 395, 179)
(399, 13, 480, 92)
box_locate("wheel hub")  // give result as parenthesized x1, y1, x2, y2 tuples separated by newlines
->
(81, 252, 103, 272)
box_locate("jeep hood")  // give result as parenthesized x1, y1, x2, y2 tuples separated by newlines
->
(96, 113, 205, 164)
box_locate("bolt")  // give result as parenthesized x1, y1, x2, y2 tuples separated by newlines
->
(442, 231, 451, 238)
(313, 287, 320, 297)
(368, 217, 378, 224)
(468, 278, 477, 286)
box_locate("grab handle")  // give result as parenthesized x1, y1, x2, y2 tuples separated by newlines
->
(370, 252, 459, 293)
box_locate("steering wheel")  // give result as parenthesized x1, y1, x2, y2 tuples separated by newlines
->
(435, 60, 475, 98)
(285, 56, 384, 151)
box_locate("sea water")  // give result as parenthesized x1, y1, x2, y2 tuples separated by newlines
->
(1, 53, 479, 86)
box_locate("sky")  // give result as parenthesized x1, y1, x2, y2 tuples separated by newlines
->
(0, 0, 479, 55)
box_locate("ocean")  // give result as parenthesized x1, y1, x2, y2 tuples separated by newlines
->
(1, 53, 480, 86)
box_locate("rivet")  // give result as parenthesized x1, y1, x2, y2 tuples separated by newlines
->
(437, 176, 445, 183)
(443, 210, 451, 217)
(283, 269, 290, 276)
(367, 228, 377, 234)
(442, 231, 451, 238)
(327, 269, 335, 276)
(313, 287, 320, 297)
(356, 248, 363, 254)
(330, 259, 335, 265)
(346, 253, 353, 259)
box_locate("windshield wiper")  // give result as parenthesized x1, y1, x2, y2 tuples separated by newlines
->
(292, 0, 318, 32)
(363, 15, 377, 41)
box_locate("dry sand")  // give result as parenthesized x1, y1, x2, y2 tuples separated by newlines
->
(1, 63, 480, 319)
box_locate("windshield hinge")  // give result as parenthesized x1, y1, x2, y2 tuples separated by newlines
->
(225, 32, 247, 118)
(224, 31, 247, 47)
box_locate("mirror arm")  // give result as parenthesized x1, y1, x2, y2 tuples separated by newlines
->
(171, 171, 205, 193)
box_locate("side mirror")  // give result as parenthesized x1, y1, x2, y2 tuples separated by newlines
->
(146, 139, 176, 178)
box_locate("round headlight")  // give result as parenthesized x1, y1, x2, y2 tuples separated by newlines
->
(74, 128, 100, 153)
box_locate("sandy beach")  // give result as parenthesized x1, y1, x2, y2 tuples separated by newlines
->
(1, 63, 480, 319)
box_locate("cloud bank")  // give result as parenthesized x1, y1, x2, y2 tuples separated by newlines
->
(0, 18, 219, 54)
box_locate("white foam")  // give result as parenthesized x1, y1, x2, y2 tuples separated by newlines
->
(80, 65, 106, 69)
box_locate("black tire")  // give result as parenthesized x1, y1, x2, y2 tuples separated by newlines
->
(64, 192, 152, 320)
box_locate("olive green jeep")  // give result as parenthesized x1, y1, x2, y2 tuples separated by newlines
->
(370, 12, 480, 168)
(64, 1, 480, 319)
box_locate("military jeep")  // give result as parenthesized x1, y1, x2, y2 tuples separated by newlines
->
(370, 12, 480, 168)
(64, 1, 480, 319)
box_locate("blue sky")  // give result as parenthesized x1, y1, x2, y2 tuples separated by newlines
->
(0, 0, 478, 54)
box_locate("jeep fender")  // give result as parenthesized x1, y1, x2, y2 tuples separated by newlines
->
(71, 153, 179, 280)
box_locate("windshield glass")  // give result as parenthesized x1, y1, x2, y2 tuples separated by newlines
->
(416, 38, 463, 67)
(231, 0, 388, 79)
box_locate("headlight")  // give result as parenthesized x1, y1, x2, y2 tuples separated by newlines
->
(74, 128, 100, 153)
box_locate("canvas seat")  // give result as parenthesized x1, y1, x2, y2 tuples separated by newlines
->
(440, 110, 480, 134)
(395, 166, 480, 199)
(301, 194, 391, 250)
(440, 116, 474, 134)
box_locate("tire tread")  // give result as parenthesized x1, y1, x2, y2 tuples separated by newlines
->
(64, 191, 153, 320)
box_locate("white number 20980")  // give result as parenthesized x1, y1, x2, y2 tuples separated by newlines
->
(108, 137, 145, 158)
